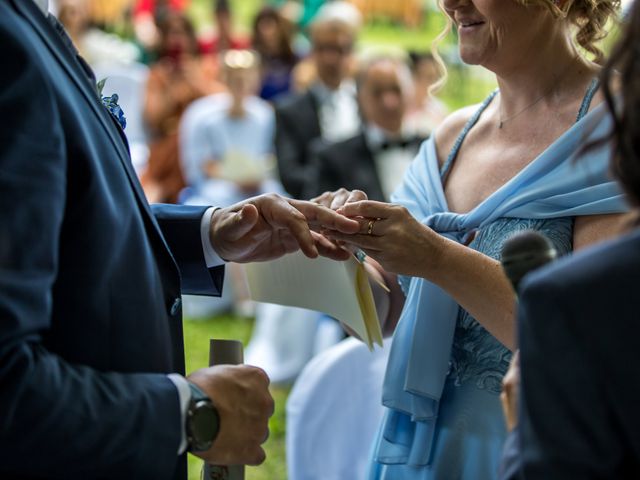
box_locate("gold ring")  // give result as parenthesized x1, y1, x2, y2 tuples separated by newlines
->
(366, 218, 379, 236)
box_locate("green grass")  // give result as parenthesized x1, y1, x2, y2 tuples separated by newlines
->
(184, 315, 290, 480)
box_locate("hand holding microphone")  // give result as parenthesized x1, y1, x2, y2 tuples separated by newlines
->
(501, 230, 558, 294)
(500, 230, 557, 431)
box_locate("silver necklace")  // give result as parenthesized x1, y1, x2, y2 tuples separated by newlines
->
(498, 55, 578, 129)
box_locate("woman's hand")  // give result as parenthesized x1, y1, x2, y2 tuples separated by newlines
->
(326, 200, 443, 278)
(310, 188, 368, 211)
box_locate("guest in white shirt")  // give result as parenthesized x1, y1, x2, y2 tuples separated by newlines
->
(180, 49, 286, 207)
(304, 54, 426, 203)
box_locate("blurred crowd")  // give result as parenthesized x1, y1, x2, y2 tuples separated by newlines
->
(55, 0, 447, 305)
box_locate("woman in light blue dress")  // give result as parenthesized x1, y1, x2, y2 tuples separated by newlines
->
(320, 0, 627, 478)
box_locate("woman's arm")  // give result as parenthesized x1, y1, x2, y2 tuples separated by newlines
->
(332, 203, 627, 351)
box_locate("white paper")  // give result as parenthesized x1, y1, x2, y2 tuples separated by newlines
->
(243, 251, 381, 349)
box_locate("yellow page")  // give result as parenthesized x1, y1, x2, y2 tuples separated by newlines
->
(243, 251, 382, 350)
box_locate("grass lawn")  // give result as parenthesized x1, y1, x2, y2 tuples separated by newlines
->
(184, 314, 290, 480)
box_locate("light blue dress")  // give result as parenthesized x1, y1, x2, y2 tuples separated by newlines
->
(368, 80, 627, 480)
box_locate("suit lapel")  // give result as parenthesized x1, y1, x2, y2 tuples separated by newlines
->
(12, 0, 178, 268)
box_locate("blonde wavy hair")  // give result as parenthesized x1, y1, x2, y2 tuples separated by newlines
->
(430, 0, 621, 93)
(518, 0, 621, 63)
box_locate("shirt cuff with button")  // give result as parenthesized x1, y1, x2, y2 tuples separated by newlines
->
(169, 207, 227, 456)
(167, 373, 191, 455)
(200, 207, 226, 268)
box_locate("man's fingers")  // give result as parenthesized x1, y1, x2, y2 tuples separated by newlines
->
(272, 202, 319, 258)
(345, 189, 368, 204)
(311, 231, 352, 260)
(225, 204, 259, 241)
(325, 232, 384, 252)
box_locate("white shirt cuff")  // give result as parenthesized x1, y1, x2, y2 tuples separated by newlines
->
(200, 207, 226, 268)
(167, 373, 191, 455)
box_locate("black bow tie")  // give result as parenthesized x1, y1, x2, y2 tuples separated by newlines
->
(379, 136, 422, 151)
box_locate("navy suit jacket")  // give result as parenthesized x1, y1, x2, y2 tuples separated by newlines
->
(0, 1, 223, 478)
(500, 228, 640, 479)
(274, 89, 322, 199)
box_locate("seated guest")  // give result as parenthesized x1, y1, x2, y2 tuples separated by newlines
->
(251, 6, 300, 102)
(179, 49, 285, 207)
(199, 0, 250, 56)
(500, 3, 640, 478)
(274, 2, 361, 198)
(304, 54, 426, 202)
(141, 11, 224, 203)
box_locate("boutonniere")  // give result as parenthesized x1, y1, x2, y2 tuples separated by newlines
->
(97, 79, 127, 131)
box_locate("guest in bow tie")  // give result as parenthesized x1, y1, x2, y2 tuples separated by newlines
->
(304, 53, 427, 203)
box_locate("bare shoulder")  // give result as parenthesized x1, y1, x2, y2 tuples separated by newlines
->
(432, 104, 483, 167)
(573, 213, 631, 250)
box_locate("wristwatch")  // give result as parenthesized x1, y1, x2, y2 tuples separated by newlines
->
(186, 382, 220, 453)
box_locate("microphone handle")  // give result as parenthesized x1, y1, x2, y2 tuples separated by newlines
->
(203, 339, 245, 480)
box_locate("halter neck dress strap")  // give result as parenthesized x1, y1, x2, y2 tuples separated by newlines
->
(439, 77, 601, 180)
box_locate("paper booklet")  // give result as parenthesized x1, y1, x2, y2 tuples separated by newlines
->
(243, 251, 384, 350)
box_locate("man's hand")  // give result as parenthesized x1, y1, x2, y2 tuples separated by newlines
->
(187, 365, 274, 466)
(209, 193, 360, 263)
(501, 350, 520, 432)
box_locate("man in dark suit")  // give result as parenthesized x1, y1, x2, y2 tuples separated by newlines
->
(304, 55, 424, 202)
(0, 1, 358, 479)
(500, 229, 640, 479)
(274, 7, 360, 199)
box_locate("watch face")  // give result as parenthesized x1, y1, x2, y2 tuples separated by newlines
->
(190, 401, 220, 452)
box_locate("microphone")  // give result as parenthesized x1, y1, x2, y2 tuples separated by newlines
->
(500, 230, 558, 294)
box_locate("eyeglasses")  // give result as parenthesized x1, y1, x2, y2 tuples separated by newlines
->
(313, 43, 353, 56)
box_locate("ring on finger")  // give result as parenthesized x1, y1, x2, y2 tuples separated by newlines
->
(366, 217, 380, 236)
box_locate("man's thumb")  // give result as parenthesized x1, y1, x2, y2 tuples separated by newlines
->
(227, 204, 259, 240)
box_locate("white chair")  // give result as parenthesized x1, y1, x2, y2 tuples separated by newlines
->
(286, 337, 391, 480)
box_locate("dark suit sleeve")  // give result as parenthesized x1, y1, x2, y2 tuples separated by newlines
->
(0, 14, 180, 479)
(513, 276, 622, 479)
(151, 203, 224, 296)
(274, 103, 319, 199)
(302, 147, 338, 200)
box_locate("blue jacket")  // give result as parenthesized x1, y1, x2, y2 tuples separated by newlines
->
(500, 228, 640, 479)
(0, 1, 223, 478)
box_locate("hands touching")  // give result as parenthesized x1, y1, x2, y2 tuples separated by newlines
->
(326, 200, 442, 278)
(187, 365, 274, 466)
(208, 193, 361, 263)
(310, 188, 368, 210)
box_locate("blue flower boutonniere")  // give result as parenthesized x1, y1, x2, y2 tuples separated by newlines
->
(101, 93, 127, 131)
